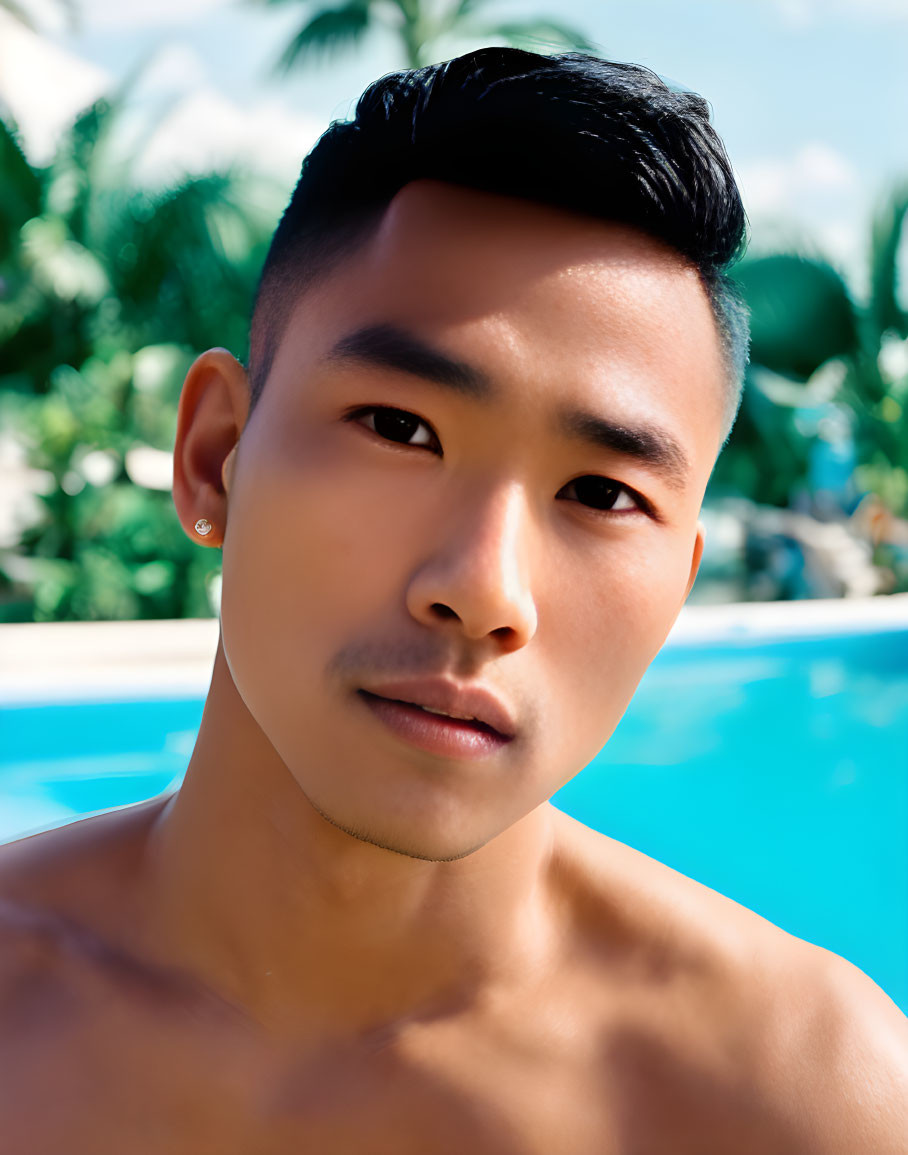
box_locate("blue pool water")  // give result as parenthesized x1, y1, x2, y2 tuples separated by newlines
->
(1, 627, 907, 1012)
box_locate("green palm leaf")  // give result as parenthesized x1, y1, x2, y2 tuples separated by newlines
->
(732, 254, 860, 381)
(0, 0, 37, 29)
(452, 0, 487, 17)
(868, 183, 908, 343)
(274, 1, 373, 72)
(0, 119, 42, 261)
(46, 95, 124, 247)
(462, 18, 600, 54)
(0, 0, 78, 31)
(255, 0, 601, 74)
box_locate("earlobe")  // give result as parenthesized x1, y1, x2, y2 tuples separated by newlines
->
(172, 348, 250, 548)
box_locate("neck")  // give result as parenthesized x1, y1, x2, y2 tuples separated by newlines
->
(137, 642, 559, 1042)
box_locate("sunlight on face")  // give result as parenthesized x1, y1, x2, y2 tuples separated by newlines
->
(218, 180, 726, 861)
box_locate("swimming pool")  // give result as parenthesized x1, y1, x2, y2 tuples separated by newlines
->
(1, 601, 906, 1013)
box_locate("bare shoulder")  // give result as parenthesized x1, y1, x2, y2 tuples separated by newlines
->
(0, 795, 168, 905)
(751, 937, 908, 1154)
(0, 801, 257, 1151)
(0, 797, 171, 1008)
(549, 807, 908, 1153)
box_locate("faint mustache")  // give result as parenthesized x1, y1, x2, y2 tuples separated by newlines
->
(326, 637, 482, 686)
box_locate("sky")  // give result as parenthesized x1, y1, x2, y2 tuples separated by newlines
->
(0, 0, 905, 300)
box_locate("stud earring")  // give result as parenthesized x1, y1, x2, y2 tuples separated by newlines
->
(194, 518, 213, 536)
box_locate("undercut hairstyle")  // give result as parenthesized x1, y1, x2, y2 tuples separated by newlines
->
(248, 47, 751, 449)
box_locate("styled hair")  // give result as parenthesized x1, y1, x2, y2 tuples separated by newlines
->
(248, 47, 750, 448)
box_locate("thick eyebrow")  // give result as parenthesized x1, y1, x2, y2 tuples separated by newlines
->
(322, 322, 691, 492)
(325, 321, 490, 398)
(557, 410, 691, 494)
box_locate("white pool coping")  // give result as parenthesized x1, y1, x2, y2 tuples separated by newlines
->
(1, 594, 906, 704)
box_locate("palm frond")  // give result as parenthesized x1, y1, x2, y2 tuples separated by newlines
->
(733, 254, 859, 381)
(869, 183, 908, 342)
(0, 116, 40, 201)
(275, 1, 373, 73)
(429, 0, 488, 43)
(453, 0, 488, 18)
(1, 0, 78, 31)
(0, 116, 43, 261)
(0, 0, 37, 30)
(466, 18, 601, 55)
(55, 0, 79, 32)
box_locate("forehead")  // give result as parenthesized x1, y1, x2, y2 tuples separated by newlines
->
(363, 178, 702, 323)
(276, 179, 726, 463)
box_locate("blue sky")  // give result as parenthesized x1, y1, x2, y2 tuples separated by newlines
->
(1, 0, 905, 298)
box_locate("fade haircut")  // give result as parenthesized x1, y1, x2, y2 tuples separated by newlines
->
(248, 47, 750, 449)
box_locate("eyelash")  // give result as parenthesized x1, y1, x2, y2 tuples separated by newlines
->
(344, 405, 656, 519)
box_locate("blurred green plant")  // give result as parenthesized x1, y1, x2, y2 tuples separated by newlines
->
(710, 183, 908, 530)
(0, 97, 276, 621)
(254, 0, 599, 73)
(3, 74, 908, 619)
(0, 0, 77, 32)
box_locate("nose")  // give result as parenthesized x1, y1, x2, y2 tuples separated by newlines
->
(405, 480, 538, 653)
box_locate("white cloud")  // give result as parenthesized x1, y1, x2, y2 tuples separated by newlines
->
(0, 16, 321, 190)
(813, 219, 867, 291)
(736, 142, 859, 217)
(0, 11, 109, 164)
(77, 0, 224, 30)
(132, 87, 324, 186)
(736, 144, 868, 295)
(138, 42, 211, 98)
(771, 0, 815, 28)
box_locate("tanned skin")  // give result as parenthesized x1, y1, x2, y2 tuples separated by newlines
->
(0, 181, 905, 1153)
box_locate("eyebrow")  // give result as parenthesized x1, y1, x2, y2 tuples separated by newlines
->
(322, 322, 692, 492)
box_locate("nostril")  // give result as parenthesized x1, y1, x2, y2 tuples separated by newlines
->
(431, 603, 458, 620)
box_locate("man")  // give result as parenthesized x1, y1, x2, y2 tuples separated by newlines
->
(1, 48, 905, 1153)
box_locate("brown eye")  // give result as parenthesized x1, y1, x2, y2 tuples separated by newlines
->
(350, 406, 438, 450)
(347, 406, 651, 517)
(560, 476, 641, 514)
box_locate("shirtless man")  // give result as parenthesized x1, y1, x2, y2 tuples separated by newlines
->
(1, 48, 905, 1154)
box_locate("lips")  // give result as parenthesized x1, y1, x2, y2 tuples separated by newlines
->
(358, 677, 517, 740)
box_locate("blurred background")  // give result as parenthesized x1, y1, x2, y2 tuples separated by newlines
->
(1, 0, 907, 619)
(1, 1, 907, 1010)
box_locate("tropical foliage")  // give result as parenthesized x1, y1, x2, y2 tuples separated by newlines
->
(713, 185, 908, 588)
(0, 99, 276, 621)
(0, 0, 76, 32)
(2, 61, 907, 619)
(253, 0, 600, 73)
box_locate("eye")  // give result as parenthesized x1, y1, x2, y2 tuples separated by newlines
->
(346, 405, 439, 451)
(346, 405, 653, 518)
(558, 475, 646, 516)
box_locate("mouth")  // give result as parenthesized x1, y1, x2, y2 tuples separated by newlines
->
(356, 690, 513, 759)
(359, 691, 504, 735)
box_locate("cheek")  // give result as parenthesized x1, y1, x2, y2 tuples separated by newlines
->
(218, 435, 433, 687)
(216, 445, 423, 779)
(222, 468, 355, 637)
(588, 536, 691, 650)
(542, 533, 692, 763)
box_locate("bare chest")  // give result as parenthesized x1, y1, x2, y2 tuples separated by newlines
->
(0, 973, 788, 1155)
(0, 1005, 620, 1155)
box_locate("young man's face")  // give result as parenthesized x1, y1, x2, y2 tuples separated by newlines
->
(215, 179, 726, 861)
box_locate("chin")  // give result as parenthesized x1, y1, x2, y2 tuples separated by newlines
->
(308, 794, 492, 862)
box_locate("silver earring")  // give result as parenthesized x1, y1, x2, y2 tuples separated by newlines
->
(194, 518, 213, 536)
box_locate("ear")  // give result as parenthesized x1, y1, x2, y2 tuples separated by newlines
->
(682, 519, 706, 604)
(172, 349, 250, 549)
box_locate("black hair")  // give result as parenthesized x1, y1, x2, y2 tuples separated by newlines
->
(248, 47, 750, 447)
